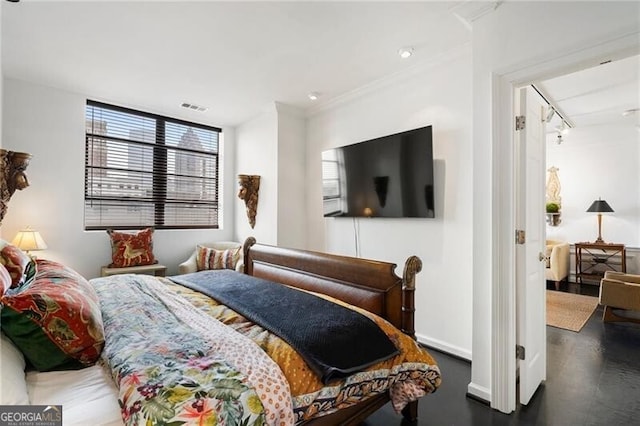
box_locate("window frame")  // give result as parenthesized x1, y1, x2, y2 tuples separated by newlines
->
(321, 149, 346, 216)
(84, 100, 222, 231)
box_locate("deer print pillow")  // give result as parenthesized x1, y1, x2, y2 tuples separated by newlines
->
(107, 228, 157, 268)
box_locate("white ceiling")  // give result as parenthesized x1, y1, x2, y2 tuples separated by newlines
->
(535, 54, 640, 134)
(2, 1, 637, 132)
(1, 1, 471, 127)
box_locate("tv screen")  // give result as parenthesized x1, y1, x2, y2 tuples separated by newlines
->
(322, 125, 435, 218)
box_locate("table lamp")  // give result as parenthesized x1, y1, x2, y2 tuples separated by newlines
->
(586, 198, 614, 243)
(11, 226, 48, 257)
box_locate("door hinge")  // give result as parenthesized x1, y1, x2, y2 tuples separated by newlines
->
(515, 229, 526, 245)
(515, 115, 526, 131)
(516, 344, 526, 360)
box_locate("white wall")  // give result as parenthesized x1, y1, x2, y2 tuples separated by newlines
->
(2, 78, 237, 278)
(546, 124, 640, 275)
(235, 102, 308, 249)
(235, 104, 278, 245)
(276, 103, 306, 249)
(0, 4, 3, 154)
(305, 45, 473, 359)
(471, 0, 640, 407)
(546, 125, 640, 247)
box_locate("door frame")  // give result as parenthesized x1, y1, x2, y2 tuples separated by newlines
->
(489, 33, 639, 413)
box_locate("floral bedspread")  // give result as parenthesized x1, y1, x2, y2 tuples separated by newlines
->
(93, 273, 442, 425)
(169, 278, 442, 423)
(92, 274, 294, 426)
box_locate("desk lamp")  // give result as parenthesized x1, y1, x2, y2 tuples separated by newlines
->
(586, 198, 614, 243)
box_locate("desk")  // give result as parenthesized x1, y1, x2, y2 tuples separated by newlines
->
(101, 264, 167, 277)
(575, 242, 626, 285)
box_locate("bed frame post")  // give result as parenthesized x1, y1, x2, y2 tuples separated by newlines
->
(401, 255, 422, 340)
(242, 236, 257, 274)
(401, 255, 422, 423)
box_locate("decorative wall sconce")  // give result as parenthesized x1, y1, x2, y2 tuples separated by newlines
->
(238, 174, 260, 229)
(545, 166, 562, 226)
(0, 149, 32, 225)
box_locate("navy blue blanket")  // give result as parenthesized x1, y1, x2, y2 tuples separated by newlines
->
(170, 270, 399, 384)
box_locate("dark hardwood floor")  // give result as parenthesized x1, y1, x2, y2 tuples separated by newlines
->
(363, 281, 640, 426)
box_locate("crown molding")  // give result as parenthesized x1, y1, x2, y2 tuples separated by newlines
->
(306, 42, 471, 118)
(450, 1, 503, 31)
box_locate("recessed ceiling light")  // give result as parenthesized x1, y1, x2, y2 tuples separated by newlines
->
(398, 47, 414, 59)
(308, 92, 320, 101)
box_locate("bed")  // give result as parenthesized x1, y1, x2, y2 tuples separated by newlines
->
(0, 237, 441, 425)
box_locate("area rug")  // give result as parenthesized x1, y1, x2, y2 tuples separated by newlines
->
(546, 290, 599, 332)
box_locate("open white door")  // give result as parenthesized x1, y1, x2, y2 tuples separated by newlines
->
(515, 86, 547, 405)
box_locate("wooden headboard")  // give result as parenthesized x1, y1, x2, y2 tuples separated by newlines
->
(242, 237, 424, 424)
(242, 237, 422, 339)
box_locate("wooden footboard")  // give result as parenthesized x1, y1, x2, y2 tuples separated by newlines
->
(242, 237, 422, 424)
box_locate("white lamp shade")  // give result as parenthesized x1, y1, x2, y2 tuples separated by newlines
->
(11, 228, 48, 251)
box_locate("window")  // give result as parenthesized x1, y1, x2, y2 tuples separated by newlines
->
(321, 149, 344, 216)
(84, 100, 221, 230)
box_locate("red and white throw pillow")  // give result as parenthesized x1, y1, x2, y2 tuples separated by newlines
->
(107, 228, 156, 268)
(1, 259, 104, 371)
(0, 239, 36, 289)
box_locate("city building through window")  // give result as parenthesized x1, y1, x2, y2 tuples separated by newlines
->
(84, 100, 221, 230)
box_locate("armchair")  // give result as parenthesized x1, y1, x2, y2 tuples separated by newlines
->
(599, 271, 640, 323)
(545, 239, 570, 290)
(178, 241, 244, 274)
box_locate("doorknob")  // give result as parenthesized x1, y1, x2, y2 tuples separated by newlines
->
(538, 252, 546, 262)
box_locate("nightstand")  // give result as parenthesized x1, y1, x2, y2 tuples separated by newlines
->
(100, 264, 167, 277)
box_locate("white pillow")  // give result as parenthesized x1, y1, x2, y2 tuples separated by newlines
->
(0, 331, 30, 404)
(26, 364, 122, 426)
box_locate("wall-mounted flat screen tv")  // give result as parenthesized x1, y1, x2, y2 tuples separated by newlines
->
(322, 125, 435, 218)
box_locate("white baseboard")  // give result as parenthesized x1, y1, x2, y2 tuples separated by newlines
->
(415, 333, 489, 404)
(467, 382, 491, 403)
(415, 332, 472, 361)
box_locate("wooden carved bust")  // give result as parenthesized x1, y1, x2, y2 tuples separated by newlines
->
(0, 149, 32, 225)
(238, 174, 260, 229)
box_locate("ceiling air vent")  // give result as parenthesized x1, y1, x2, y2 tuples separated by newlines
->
(180, 102, 208, 112)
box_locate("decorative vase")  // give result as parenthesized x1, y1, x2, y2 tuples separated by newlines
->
(546, 213, 561, 226)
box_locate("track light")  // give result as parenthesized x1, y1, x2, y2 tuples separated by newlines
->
(532, 84, 574, 132)
(556, 121, 570, 135)
(546, 107, 555, 123)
